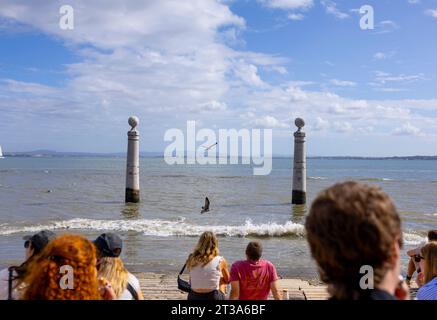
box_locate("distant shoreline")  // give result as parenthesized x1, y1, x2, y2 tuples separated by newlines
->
(3, 151, 437, 161)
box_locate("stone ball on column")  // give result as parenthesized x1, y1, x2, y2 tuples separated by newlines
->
(128, 116, 139, 129)
(295, 118, 305, 129)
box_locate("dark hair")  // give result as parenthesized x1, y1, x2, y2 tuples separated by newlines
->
(10, 240, 47, 284)
(428, 230, 437, 241)
(246, 242, 263, 261)
(305, 181, 402, 300)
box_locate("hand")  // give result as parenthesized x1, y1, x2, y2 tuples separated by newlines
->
(394, 279, 410, 300)
(98, 277, 116, 300)
(416, 272, 424, 287)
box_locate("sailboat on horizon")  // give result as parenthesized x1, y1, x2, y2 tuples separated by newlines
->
(0, 145, 4, 158)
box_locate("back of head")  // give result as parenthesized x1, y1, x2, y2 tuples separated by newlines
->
(428, 230, 437, 242)
(12, 230, 57, 281)
(187, 231, 219, 270)
(94, 233, 123, 258)
(305, 181, 402, 300)
(421, 242, 437, 284)
(22, 234, 102, 300)
(25, 230, 56, 255)
(246, 241, 263, 261)
(97, 257, 129, 298)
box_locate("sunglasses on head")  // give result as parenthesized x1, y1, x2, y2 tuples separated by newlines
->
(414, 255, 424, 262)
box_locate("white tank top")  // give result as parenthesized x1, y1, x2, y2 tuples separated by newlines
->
(189, 256, 223, 290)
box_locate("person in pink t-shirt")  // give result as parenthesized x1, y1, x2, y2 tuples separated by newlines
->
(229, 241, 282, 300)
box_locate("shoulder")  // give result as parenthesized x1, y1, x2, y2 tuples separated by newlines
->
(263, 260, 276, 269)
(127, 272, 140, 289)
(230, 260, 245, 269)
(0, 268, 9, 281)
(417, 278, 437, 299)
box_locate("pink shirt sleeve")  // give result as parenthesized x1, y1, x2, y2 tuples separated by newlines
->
(269, 262, 279, 283)
(229, 262, 240, 282)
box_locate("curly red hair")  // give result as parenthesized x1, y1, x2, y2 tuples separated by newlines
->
(22, 233, 103, 300)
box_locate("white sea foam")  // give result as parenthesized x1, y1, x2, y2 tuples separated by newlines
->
(424, 213, 437, 217)
(308, 176, 327, 180)
(0, 218, 305, 238)
(403, 232, 427, 246)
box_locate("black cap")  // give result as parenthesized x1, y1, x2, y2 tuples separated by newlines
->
(23, 230, 56, 252)
(93, 233, 123, 257)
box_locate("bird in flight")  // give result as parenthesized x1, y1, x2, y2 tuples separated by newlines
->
(201, 197, 210, 214)
(203, 142, 217, 151)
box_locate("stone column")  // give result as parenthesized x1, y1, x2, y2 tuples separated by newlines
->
(292, 118, 306, 205)
(125, 116, 140, 203)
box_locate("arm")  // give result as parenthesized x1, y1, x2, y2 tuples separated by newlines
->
(406, 249, 416, 257)
(219, 258, 230, 294)
(270, 280, 282, 300)
(137, 288, 145, 300)
(230, 281, 240, 300)
(220, 258, 230, 284)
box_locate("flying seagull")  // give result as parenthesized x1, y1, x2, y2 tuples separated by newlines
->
(203, 142, 217, 151)
(201, 197, 210, 214)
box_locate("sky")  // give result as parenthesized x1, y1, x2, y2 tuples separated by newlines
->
(0, 0, 436, 156)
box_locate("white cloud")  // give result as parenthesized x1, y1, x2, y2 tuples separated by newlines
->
(250, 115, 289, 129)
(374, 20, 400, 34)
(232, 60, 266, 87)
(260, 0, 314, 10)
(321, 0, 349, 19)
(0, 0, 436, 154)
(191, 100, 228, 113)
(288, 13, 305, 20)
(333, 121, 353, 133)
(425, 9, 437, 18)
(392, 123, 424, 136)
(374, 52, 386, 60)
(408, 0, 420, 4)
(373, 71, 426, 85)
(375, 87, 406, 93)
(330, 79, 357, 87)
(313, 117, 329, 131)
(373, 51, 396, 60)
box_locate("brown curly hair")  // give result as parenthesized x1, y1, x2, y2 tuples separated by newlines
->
(305, 181, 403, 300)
(22, 234, 103, 300)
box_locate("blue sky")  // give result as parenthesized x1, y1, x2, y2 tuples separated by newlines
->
(0, 0, 436, 156)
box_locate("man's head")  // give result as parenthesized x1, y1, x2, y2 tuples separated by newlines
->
(23, 230, 56, 258)
(427, 230, 437, 242)
(246, 241, 263, 261)
(305, 181, 403, 299)
(94, 233, 123, 258)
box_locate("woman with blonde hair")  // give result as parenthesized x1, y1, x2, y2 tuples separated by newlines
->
(185, 231, 230, 300)
(416, 241, 437, 300)
(22, 234, 114, 300)
(97, 257, 144, 300)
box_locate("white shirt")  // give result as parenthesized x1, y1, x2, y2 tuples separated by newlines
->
(189, 256, 223, 291)
(118, 273, 141, 300)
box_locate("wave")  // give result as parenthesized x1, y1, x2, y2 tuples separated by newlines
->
(0, 219, 426, 245)
(0, 218, 305, 238)
(424, 213, 437, 217)
(403, 232, 427, 246)
(308, 176, 327, 180)
(359, 177, 394, 182)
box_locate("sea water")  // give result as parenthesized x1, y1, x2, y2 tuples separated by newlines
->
(0, 157, 436, 279)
